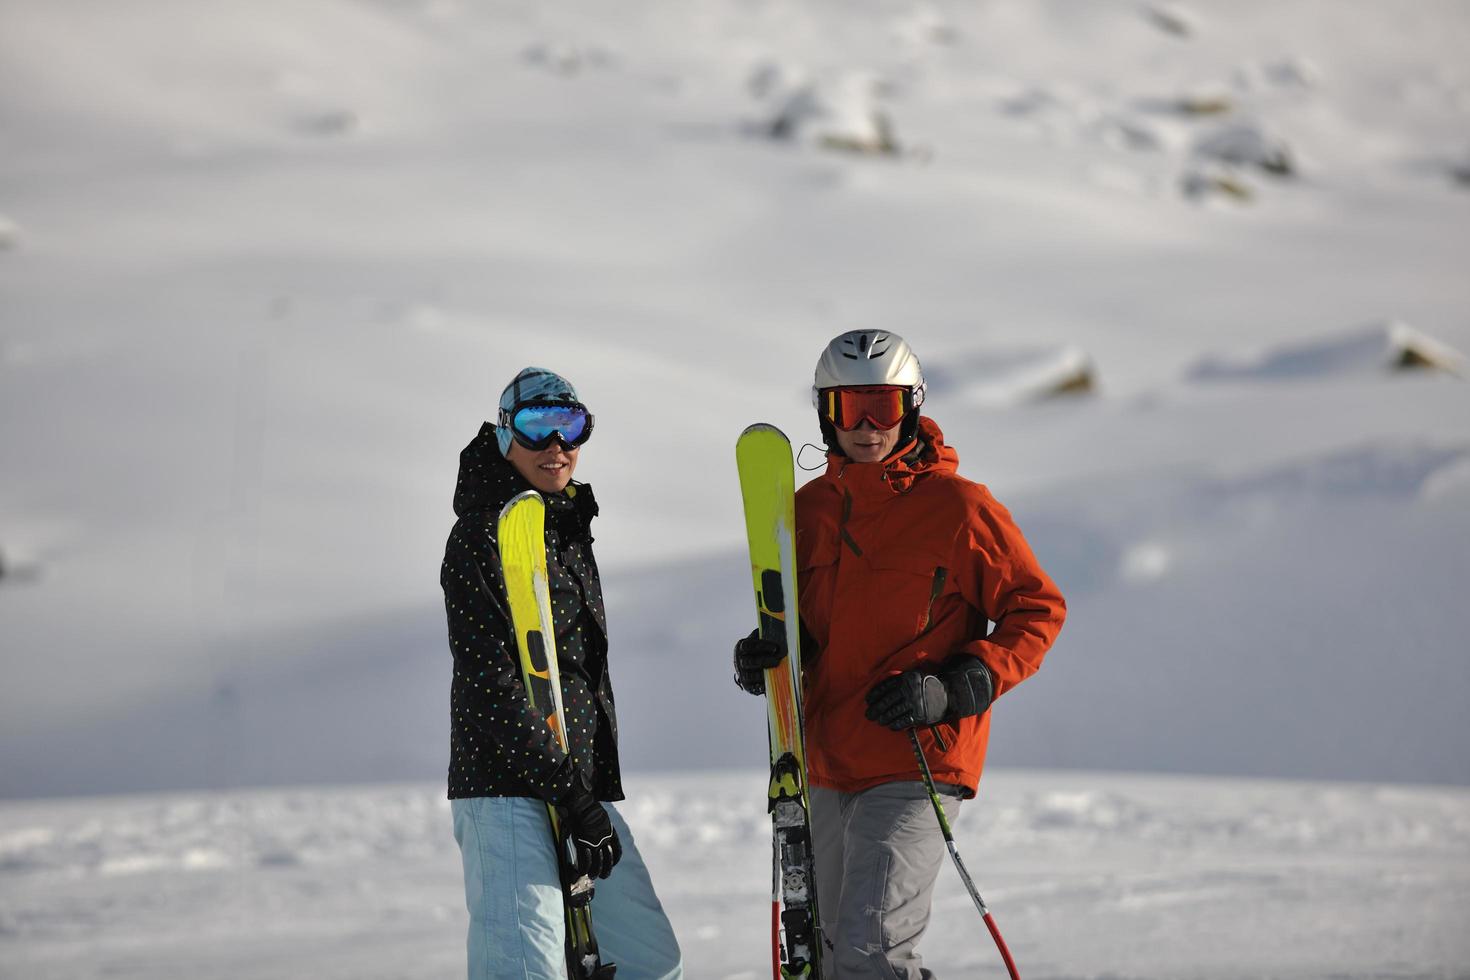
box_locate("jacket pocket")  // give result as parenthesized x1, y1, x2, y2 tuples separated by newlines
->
(864, 551, 948, 639)
(919, 566, 948, 634)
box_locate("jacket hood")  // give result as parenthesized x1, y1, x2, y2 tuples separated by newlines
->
(453, 422, 519, 518)
(452, 423, 598, 534)
(822, 415, 958, 493)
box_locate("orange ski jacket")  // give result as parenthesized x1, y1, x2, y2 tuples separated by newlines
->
(794, 416, 1066, 797)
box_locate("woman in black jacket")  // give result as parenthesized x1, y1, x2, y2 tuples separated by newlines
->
(442, 366, 682, 979)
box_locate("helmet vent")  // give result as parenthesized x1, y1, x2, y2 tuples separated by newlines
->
(840, 332, 891, 360)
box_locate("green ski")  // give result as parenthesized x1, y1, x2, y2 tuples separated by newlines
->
(736, 423, 822, 979)
(498, 489, 616, 980)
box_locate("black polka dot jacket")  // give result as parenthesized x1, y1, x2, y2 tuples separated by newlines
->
(440, 422, 624, 804)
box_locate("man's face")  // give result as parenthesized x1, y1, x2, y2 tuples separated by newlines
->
(506, 438, 579, 493)
(835, 419, 901, 463)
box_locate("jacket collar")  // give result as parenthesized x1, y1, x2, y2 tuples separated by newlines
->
(452, 422, 597, 541)
(821, 416, 959, 500)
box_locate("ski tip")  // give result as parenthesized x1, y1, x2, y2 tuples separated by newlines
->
(738, 422, 791, 441)
(497, 489, 544, 524)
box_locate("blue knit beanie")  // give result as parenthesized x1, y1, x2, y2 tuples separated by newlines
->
(496, 366, 582, 455)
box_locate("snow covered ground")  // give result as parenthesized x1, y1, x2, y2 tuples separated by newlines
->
(2, 770, 1468, 980)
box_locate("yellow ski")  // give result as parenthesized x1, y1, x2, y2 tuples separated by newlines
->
(736, 424, 821, 980)
(498, 490, 615, 980)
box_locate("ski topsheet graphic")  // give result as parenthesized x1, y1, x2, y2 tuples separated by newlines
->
(498, 490, 615, 980)
(736, 424, 822, 980)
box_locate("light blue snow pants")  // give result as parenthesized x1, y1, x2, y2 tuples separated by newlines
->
(451, 796, 683, 980)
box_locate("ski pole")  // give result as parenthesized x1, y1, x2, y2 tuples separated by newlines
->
(908, 729, 1021, 980)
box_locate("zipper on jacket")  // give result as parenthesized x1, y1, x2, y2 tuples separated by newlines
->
(917, 566, 948, 633)
(921, 566, 951, 755)
(839, 489, 863, 557)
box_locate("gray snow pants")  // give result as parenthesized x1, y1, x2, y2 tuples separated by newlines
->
(810, 780, 963, 980)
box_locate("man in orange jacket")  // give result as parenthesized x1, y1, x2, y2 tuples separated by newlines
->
(734, 330, 1066, 979)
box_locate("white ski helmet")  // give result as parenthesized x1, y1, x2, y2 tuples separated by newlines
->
(812, 330, 927, 452)
(813, 330, 925, 402)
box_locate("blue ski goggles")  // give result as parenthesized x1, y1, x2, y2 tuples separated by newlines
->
(499, 400, 594, 451)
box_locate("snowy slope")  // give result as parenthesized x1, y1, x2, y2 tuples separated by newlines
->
(1, 771, 1468, 979)
(2, 0, 1469, 797)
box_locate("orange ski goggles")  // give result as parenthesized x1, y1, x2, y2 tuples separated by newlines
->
(817, 385, 915, 431)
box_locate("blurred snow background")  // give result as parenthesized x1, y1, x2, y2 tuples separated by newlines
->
(1, 0, 1468, 975)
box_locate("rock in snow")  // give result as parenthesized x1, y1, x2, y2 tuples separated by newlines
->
(1191, 321, 1467, 382)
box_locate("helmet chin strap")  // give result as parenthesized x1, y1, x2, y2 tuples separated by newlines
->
(894, 409, 921, 454)
(818, 416, 842, 455)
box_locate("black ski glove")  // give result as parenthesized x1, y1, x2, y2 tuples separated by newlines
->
(558, 788, 622, 880)
(733, 629, 786, 696)
(864, 655, 995, 731)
